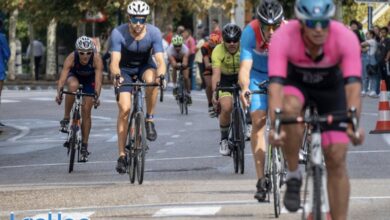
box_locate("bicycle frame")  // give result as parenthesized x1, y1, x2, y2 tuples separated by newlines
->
(176, 66, 188, 115)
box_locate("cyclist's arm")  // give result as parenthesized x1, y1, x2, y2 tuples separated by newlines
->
(110, 51, 121, 77)
(154, 52, 166, 76)
(168, 55, 177, 68)
(238, 60, 252, 92)
(211, 47, 222, 92)
(57, 53, 74, 94)
(93, 53, 104, 97)
(182, 52, 189, 68)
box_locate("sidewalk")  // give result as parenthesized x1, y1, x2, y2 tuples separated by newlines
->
(3, 79, 113, 90)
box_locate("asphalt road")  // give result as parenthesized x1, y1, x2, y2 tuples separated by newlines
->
(0, 88, 389, 220)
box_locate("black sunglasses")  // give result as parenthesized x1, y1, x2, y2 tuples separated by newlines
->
(79, 51, 92, 56)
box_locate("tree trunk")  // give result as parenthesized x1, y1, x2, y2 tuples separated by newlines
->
(335, 0, 343, 22)
(28, 22, 35, 80)
(45, 18, 57, 80)
(7, 9, 18, 81)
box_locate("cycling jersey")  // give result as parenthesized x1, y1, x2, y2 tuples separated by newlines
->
(201, 42, 216, 75)
(269, 20, 362, 147)
(68, 51, 95, 93)
(211, 44, 240, 76)
(167, 44, 189, 61)
(110, 23, 163, 92)
(110, 24, 163, 69)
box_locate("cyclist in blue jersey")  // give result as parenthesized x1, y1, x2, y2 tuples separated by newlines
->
(56, 36, 103, 162)
(239, 0, 285, 201)
(110, 0, 166, 174)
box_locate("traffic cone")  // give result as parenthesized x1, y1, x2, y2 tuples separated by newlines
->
(370, 80, 390, 134)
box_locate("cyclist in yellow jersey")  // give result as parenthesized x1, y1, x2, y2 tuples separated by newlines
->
(211, 23, 242, 155)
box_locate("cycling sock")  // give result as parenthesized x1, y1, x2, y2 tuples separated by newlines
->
(146, 114, 154, 120)
(220, 125, 229, 140)
(208, 103, 213, 108)
(286, 167, 302, 181)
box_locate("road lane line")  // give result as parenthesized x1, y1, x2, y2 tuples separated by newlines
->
(2, 151, 390, 169)
(153, 206, 221, 217)
(6, 125, 30, 142)
(31, 212, 94, 220)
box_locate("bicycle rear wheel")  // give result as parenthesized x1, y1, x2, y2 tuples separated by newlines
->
(312, 165, 322, 220)
(127, 115, 136, 183)
(68, 128, 77, 173)
(135, 112, 147, 184)
(272, 147, 281, 218)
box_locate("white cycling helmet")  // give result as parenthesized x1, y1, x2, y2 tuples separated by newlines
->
(127, 0, 150, 16)
(171, 35, 184, 46)
(75, 36, 94, 50)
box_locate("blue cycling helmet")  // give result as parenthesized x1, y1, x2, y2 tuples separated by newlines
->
(294, 0, 335, 20)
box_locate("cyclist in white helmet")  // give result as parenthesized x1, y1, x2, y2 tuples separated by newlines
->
(110, 0, 166, 174)
(167, 35, 191, 103)
(56, 35, 103, 162)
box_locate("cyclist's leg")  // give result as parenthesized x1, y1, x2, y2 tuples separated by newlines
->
(203, 71, 214, 115)
(64, 75, 79, 119)
(316, 83, 349, 220)
(142, 67, 158, 121)
(323, 142, 349, 220)
(183, 67, 191, 94)
(171, 66, 178, 87)
(117, 72, 133, 158)
(281, 86, 305, 211)
(218, 94, 233, 155)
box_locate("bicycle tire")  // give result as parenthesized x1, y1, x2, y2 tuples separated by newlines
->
(312, 165, 322, 220)
(236, 109, 245, 174)
(127, 114, 136, 183)
(135, 112, 146, 184)
(68, 128, 77, 173)
(272, 147, 281, 218)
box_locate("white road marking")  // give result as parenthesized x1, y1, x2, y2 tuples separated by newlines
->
(6, 125, 30, 142)
(156, 150, 166, 153)
(171, 135, 180, 138)
(165, 142, 175, 146)
(106, 135, 117, 142)
(31, 212, 94, 220)
(361, 112, 377, 117)
(153, 206, 221, 217)
(29, 97, 54, 101)
(91, 116, 111, 120)
(2, 99, 19, 103)
(382, 134, 390, 146)
(185, 122, 193, 126)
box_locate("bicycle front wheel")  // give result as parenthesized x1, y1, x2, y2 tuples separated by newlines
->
(312, 165, 322, 220)
(272, 147, 281, 218)
(127, 113, 136, 183)
(234, 108, 245, 174)
(134, 112, 147, 184)
(68, 128, 77, 173)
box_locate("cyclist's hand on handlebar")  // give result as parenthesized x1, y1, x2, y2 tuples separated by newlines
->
(156, 75, 166, 89)
(113, 74, 123, 87)
(347, 126, 365, 146)
(240, 89, 251, 108)
(55, 94, 62, 105)
(268, 129, 286, 147)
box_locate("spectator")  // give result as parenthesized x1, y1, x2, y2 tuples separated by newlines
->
(164, 25, 173, 44)
(211, 18, 222, 38)
(376, 27, 390, 93)
(183, 28, 196, 90)
(177, 25, 185, 35)
(26, 39, 45, 80)
(350, 20, 365, 43)
(361, 30, 379, 97)
(195, 29, 207, 90)
(0, 18, 10, 127)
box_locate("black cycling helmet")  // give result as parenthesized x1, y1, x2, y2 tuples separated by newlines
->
(222, 23, 242, 42)
(256, 0, 284, 25)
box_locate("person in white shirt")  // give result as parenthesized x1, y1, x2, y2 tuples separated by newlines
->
(362, 30, 379, 97)
(26, 40, 45, 80)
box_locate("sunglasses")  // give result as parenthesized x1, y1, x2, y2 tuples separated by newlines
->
(261, 23, 281, 32)
(79, 51, 92, 56)
(304, 19, 330, 29)
(224, 39, 239, 44)
(174, 45, 182, 49)
(129, 16, 147, 24)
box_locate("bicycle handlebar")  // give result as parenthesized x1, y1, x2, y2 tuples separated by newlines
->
(114, 75, 164, 102)
(59, 87, 99, 109)
(274, 107, 360, 139)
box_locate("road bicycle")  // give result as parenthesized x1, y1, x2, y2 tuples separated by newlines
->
(175, 63, 190, 115)
(115, 75, 164, 184)
(216, 83, 246, 174)
(246, 80, 286, 218)
(274, 106, 359, 220)
(59, 85, 97, 173)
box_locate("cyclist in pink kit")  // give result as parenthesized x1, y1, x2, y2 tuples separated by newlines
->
(267, 0, 364, 219)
